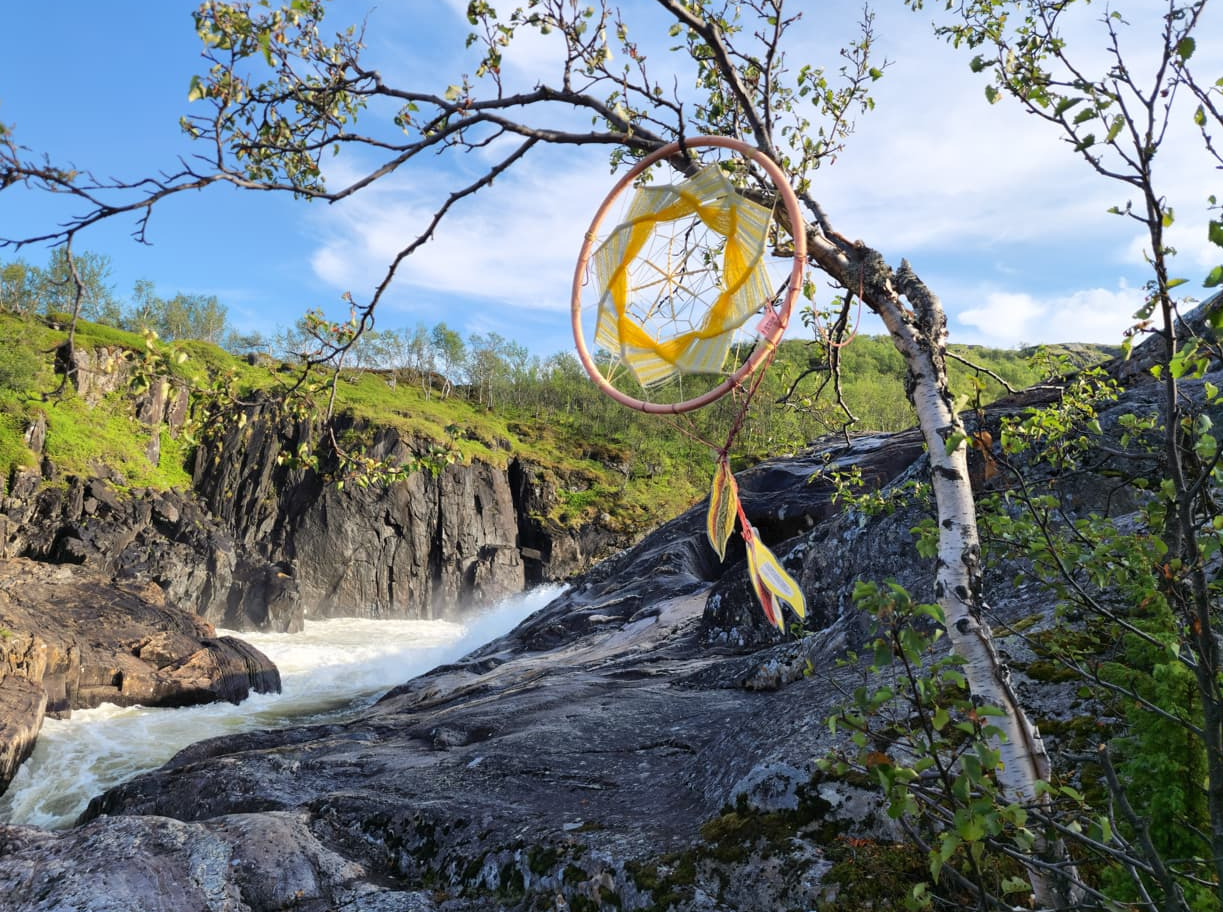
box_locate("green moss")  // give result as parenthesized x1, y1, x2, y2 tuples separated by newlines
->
(1021, 659, 1081, 683)
(1037, 714, 1113, 750)
(817, 839, 930, 910)
(626, 857, 697, 912)
(0, 405, 37, 485)
(527, 845, 560, 876)
(622, 782, 842, 911)
(998, 612, 1043, 635)
(40, 391, 191, 490)
(460, 851, 487, 884)
(497, 859, 525, 898)
(699, 809, 809, 864)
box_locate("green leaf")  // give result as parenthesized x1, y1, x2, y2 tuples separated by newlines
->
(444, 84, 462, 102)
(984, 85, 999, 104)
(1177, 36, 1196, 60)
(1205, 265, 1223, 288)
(1194, 433, 1216, 462)
(1073, 107, 1098, 125)
(1055, 96, 1083, 116)
(969, 55, 987, 73)
(1094, 816, 1113, 843)
(962, 753, 983, 783)
(1001, 875, 1031, 895)
(187, 75, 207, 103)
(1210, 219, 1223, 249)
(1105, 114, 1124, 143)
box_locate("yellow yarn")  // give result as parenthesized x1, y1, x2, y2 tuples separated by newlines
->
(591, 164, 774, 387)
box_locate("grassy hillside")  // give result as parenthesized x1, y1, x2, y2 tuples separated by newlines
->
(0, 310, 1116, 533)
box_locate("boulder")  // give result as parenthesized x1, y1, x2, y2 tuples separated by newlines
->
(0, 557, 280, 793)
(0, 676, 45, 791)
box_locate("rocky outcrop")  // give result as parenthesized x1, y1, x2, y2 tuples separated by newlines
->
(0, 676, 44, 795)
(0, 557, 280, 794)
(0, 415, 957, 910)
(0, 353, 1194, 911)
(4, 348, 629, 630)
(508, 458, 622, 584)
(3, 472, 304, 633)
(188, 400, 628, 623)
(1, 342, 307, 632)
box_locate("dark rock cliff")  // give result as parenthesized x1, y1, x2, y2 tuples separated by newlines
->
(1, 346, 629, 632)
(188, 398, 625, 625)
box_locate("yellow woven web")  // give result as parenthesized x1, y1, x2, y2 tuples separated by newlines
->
(591, 164, 775, 388)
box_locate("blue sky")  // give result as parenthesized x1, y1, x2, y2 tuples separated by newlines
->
(1, 0, 1219, 357)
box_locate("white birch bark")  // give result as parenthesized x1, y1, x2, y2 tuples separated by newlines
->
(802, 236, 1070, 907)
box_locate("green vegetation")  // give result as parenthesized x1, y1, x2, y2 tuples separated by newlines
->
(2, 249, 234, 346)
(0, 303, 1110, 533)
(0, 313, 197, 491)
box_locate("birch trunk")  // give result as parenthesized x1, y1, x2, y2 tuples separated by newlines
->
(802, 235, 1072, 907)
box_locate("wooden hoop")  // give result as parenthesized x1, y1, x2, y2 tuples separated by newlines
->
(571, 136, 805, 414)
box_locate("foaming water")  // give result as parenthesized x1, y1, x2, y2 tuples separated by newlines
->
(0, 585, 564, 829)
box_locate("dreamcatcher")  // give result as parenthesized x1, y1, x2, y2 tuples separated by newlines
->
(571, 136, 807, 630)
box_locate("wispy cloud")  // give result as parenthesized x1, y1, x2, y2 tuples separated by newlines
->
(957, 281, 1141, 346)
(310, 147, 612, 316)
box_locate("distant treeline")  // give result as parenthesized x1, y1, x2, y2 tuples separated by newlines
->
(0, 250, 1116, 457)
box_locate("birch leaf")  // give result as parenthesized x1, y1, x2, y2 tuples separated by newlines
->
(744, 524, 806, 627)
(706, 460, 739, 562)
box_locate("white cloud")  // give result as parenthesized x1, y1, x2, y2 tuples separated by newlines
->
(309, 148, 612, 315)
(957, 282, 1142, 346)
(305, 0, 1222, 353)
(799, 2, 1223, 263)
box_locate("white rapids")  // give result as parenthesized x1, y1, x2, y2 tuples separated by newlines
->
(0, 585, 563, 829)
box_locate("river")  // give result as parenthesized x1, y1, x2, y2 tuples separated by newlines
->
(0, 585, 564, 830)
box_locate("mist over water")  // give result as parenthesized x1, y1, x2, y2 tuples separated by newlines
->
(0, 585, 564, 830)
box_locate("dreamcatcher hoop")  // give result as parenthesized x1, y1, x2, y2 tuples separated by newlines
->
(571, 136, 806, 414)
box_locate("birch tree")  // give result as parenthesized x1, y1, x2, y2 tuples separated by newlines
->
(935, 0, 1223, 905)
(0, 0, 1078, 902)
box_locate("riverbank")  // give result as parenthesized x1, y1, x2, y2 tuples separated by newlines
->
(0, 586, 562, 829)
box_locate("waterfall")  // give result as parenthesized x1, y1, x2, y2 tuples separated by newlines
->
(0, 585, 563, 829)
